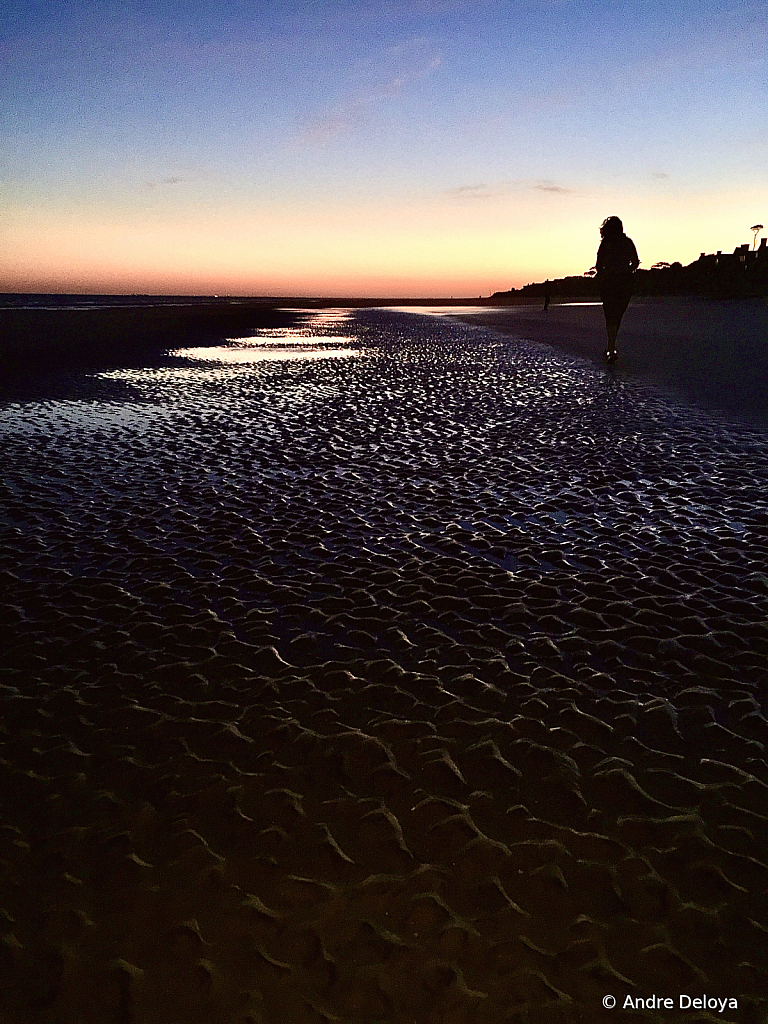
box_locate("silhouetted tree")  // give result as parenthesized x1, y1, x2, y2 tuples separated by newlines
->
(751, 224, 764, 250)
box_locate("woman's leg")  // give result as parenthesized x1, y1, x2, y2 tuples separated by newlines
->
(602, 275, 632, 359)
(603, 298, 620, 356)
(606, 320, 619, 351)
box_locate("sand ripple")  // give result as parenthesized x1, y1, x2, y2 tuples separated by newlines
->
(1, 308, 767, 1022)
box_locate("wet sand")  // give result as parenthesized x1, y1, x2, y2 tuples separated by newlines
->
(0, 302, 302, 379)
(447, 297, 768, 427)
(1, 307, 767, 1023)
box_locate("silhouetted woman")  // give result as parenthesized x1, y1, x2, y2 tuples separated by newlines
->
(596, 216, 639, 362)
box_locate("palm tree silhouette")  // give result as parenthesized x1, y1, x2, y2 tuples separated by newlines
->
(750, 224, 764, 250)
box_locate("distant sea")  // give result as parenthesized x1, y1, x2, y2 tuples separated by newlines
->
(0, 294, 263, 310)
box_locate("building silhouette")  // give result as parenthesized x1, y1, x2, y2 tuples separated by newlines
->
(493, 237, 768, 301)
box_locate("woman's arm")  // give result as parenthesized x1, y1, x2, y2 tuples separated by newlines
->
(595, 240, 607, 273)
(628, 238, 639, 271)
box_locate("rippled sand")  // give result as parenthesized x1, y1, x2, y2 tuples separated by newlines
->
(1, 308, 767, 1023)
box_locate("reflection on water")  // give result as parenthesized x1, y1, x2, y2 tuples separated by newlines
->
(167, 308, 359, 365)
(168, 308, 360, 363)
(383, 304, 603, 317)
(0, 309, 362, 437)
(278, 308, 353, 323)
(171, 341, 357, 363)
(382, 306, 494, 317)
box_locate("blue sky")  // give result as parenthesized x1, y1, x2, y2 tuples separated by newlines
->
(2, 0, 766, 294)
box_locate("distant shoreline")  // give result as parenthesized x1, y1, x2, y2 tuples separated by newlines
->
(3, 291, 765, 310)
(0, 293, 541, 310)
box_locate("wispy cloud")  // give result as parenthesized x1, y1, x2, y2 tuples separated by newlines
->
(445, 180, 516, 200)
(609, 16, 768, 94)
(295, 111, 357, 146)
(652, 171, 670, 179)
(447, 184, 489, 196)
(146, 176, 185, 188)
(291, 55, 441, 146)
(533, 182, 575, 194)
(446, 179, 578, 200)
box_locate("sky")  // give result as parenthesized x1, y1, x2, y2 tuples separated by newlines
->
(1, 0, 767, 296)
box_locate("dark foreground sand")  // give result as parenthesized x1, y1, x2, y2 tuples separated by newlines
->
(0, 303, 301, 379)
(448, 298, 768, 426)
(1, 308, 768, 1023)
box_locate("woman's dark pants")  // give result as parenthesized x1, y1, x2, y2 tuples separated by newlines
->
(600, 272, 634, 330)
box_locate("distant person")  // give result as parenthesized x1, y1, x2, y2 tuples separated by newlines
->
(543, 279, 550, 311)
(596, 216, 639, 362)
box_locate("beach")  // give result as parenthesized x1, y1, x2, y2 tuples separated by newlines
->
(447, 297, 768, 427)
(0, 300, 303, 382)
(1, 304, 768, 1023)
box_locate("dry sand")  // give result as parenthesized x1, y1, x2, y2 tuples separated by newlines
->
(1, 307, 767, 1023)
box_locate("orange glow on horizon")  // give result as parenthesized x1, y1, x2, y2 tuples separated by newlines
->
(2, 187, 766, 298)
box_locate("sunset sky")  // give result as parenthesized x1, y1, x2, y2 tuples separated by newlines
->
(2, 0, 766, 296)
